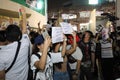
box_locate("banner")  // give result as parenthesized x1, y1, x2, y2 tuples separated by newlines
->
(11, 0, 46, 15)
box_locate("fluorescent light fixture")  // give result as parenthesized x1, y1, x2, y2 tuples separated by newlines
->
(89, 0, 98, 5)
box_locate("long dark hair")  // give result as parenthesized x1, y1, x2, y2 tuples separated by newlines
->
(32, 44, 40, 54)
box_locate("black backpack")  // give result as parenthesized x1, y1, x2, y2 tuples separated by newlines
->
(27, 53, 40, 80)
(27, 53, 51, 80)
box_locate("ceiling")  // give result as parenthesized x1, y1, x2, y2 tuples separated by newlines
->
(48, 0, 115, 11)
(47, 0, 116, 22)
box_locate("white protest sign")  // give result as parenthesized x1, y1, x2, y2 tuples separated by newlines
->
(52, 27, 63, 43)
(71, 25, 77, 31)
(60, 22, 73, 34)
(49, 52, 63, 63)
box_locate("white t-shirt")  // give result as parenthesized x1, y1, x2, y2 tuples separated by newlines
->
(0, 34, 30, 80)
(31, 52, 53, 80)
(67, 45, 83, 70)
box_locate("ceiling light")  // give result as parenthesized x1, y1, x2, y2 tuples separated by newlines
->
(89, 0, 98, 5)
(37, 0, 43, 10)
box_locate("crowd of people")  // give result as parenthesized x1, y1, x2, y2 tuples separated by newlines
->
(0, 7, 120, 80)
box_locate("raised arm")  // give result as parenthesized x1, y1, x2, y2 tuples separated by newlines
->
(61, 35, 67, 57)
(34, 36, 51, 70)
(37, 21, 42, 34)
(54, 43, 61, 53)
(20, 7, 27, 34)
(66, 31, 77, 55)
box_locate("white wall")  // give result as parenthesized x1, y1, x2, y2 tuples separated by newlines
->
(89, 9, 96, 34)
(0, 0, 47, 28)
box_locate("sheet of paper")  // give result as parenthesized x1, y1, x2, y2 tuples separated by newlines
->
(42, 29, 49, 39)
(49, 52, 64, 63)
(52, 27, 63, 43)
(60, 22, 73, 34)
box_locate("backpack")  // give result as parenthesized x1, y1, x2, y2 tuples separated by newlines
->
(27, 53, 40, 80)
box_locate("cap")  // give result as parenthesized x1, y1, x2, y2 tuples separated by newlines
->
(34, 35, 44, 45)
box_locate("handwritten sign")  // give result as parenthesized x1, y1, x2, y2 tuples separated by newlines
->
(52, 27, 63, 43)
(60, 22, 73, 34)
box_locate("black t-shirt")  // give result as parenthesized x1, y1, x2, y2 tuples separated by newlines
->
(78, 40, 95, 62)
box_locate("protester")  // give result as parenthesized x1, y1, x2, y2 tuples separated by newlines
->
(31, 35, 53, 80)
(100, 36, 114, 80)
(67, 45, 83, 80)
(0, 7, 31, 80)
(78, 30, 96, 80)
(66, 32, 82, 80)
(53, 32, 77, 80)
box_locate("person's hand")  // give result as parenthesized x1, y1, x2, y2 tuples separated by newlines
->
(20, 6, 26, 14)
(72, 31, 76, 37)
(44, 36, 51, 47)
